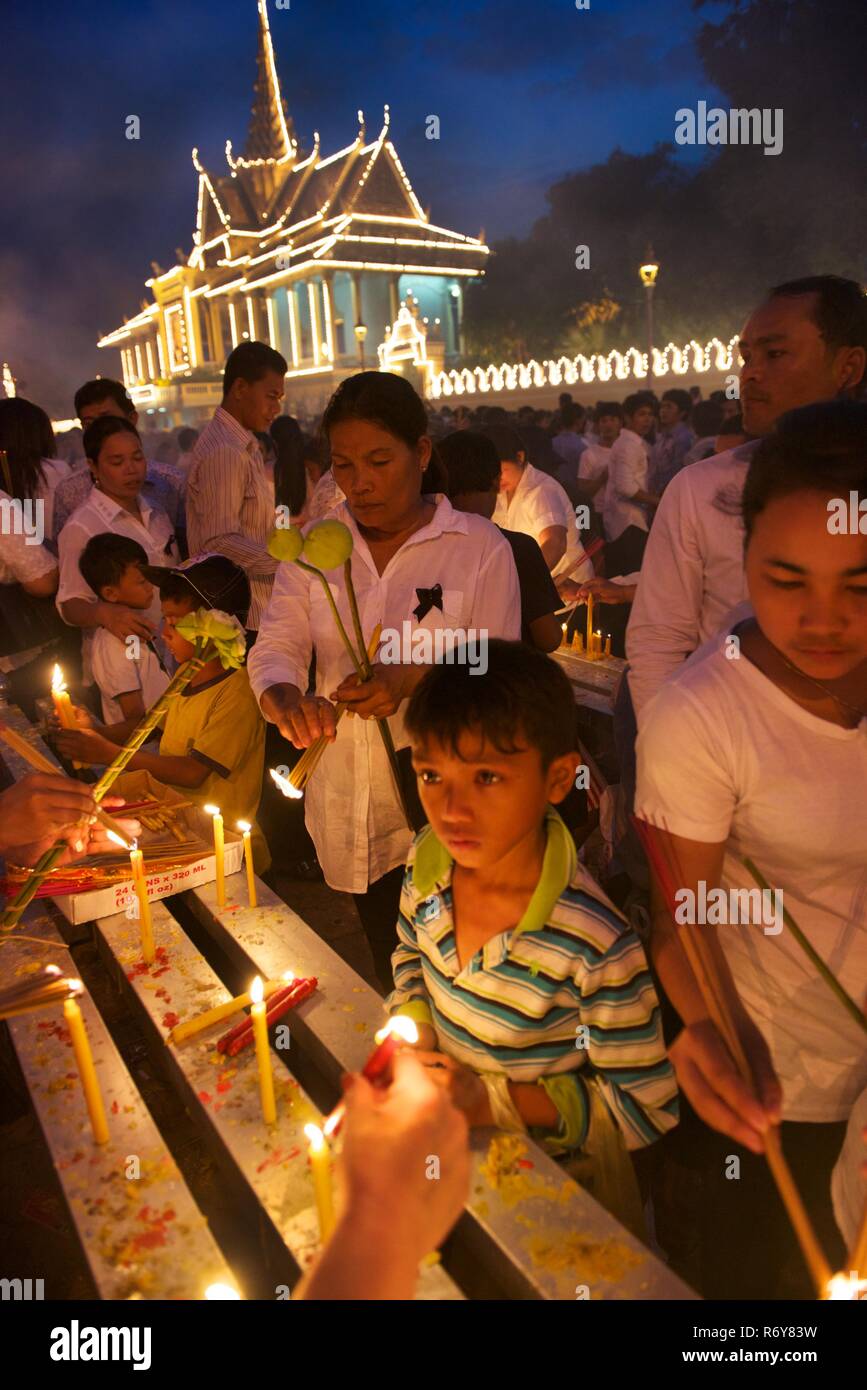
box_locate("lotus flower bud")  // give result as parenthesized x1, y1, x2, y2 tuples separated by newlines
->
(302, 520, 354, 570)
(267, 526, 305, 562)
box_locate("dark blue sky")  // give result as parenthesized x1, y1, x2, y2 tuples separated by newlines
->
(0, 0, 726, 413)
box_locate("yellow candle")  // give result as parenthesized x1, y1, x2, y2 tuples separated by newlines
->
(571, 630, 582, 652)
(205, 805, 225, 907)
(167, 980, 283, 1045)
(304, 1122, 335, 1241)
(585, 594, 594, 659)
(63, 987, 109, 1144)
(237, 820, 257, 908)
(560, 622, 568, 647)
(604, 633, 612, 658)
(250, 976, 276, 1125)
(595, 629, 603, 657)
(128, 845, 155, 964)
(51, 664, 82, 768)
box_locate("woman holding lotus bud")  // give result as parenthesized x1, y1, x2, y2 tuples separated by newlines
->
(249, 372, 521, 990)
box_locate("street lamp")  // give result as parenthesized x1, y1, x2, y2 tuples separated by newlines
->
(354, 321, 368, 369)
(639, 245, 660, 378)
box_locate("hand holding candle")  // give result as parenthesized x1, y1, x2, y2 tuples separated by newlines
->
(51, 665, 83, 769)
(323, 1014, 419, 1137)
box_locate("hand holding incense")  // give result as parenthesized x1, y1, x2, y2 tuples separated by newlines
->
(323, 1015, 418, 1137)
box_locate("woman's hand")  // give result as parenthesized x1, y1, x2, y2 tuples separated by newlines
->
(0, 773, 96, 857)
(413, 1050, 491, 1127)
(261, 683, 337, 748)
(97, 602, 155, 643)
(670, 1016, 782, 1154)
(557, 576, 636, 605)
(330, 662, 408, 719)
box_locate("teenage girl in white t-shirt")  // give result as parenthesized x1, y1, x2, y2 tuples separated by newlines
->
(636, 398, 867, 1295)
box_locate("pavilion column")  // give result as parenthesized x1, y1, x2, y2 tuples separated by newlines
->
(388, 276, 400, 323)
(320, 274, 335, 364)
(351, 272, 366, 366)
(208, 300, 224, 364)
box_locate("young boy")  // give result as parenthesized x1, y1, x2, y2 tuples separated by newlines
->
(78, 533, 170, 724)
(389, 639, 677, 1165)
(55, 554, 270, 871)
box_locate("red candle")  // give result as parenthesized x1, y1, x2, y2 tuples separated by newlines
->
(323, 1016, 418, 1136)
(217, 977, 317, 1057)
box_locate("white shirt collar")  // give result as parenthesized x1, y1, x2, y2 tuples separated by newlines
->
(88, 487, 153, 526)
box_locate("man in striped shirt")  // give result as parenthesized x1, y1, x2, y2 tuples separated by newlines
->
(186, 341, 287, 636)
(388, 640, 678, 1155)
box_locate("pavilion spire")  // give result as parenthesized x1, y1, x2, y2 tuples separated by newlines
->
(243, 0, 294, 162)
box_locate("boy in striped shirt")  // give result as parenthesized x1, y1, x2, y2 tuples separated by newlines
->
(387, 640, 677, 1160)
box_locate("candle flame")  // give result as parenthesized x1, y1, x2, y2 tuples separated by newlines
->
(204, 804, 221, 817)
(825, 1271, 867, 1300)
(282, 970, 295, 982)
(67, 978, 83, 994)
(250, 975, 264, 1005)
(270, 767, 304, 800)
(45, 965, 61, 977)
(237, 819, 252, 832)
(204, 1282, 241, 1300)
(51, 663, 67, 694)
(304, 1122, 326, 1153)
(106, 829, 128, 849)
(374, 1015, 419, 1046)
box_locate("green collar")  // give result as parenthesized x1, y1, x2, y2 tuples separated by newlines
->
(412, 807, 577, 937)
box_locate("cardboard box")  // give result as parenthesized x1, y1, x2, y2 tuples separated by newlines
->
(50, 771, 245, 926)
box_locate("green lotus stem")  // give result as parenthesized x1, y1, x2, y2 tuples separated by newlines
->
(91, 640, 213, 803)
(296, 560, 366, 681)
(1, 639, 215, 930)
(1, 840, 69, 929)
(743, 857, 867, 1038)
(342, 557, 413, 828)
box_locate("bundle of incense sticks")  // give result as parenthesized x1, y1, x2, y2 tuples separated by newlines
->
(216, 976, 317, 1057)
(0, 967, 74, 1021)
(0, 724, 135, 847)
(632, 814, 833, 1294)
(277, 625, 382, 795)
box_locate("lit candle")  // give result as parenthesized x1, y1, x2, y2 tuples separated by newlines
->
(585, 594, 594, 659)
(270, 767, 304, 800)
(571, 630, 582, 652)
(63, 983, 109, 1144)
(304, 1122, 335, 1241)
(51, 664, 82, 769)
(237, 820, 257, 908)
(204, 805, 225, 907)
(204, 1282, 241, 1300)
(249, 976, 276, 1125)
(560, 621, 568, 647)
(604, 633, 612, 658)
(824, 1272, 867, 1300)
(323, 1015, 419, 1137)
(129, 841, 155, 965)
(595, 629, 603, 657)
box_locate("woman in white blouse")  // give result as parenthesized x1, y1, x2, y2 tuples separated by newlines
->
(57, 417, 179, 665)
(635, 400, 867, 1295)
(249, 372, 521, 988)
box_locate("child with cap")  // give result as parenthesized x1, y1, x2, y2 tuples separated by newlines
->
(387, 639, 677, 1215)
(55, 553, 270, 871)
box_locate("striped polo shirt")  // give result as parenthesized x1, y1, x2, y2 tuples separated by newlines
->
(387, 809, 678, 1151)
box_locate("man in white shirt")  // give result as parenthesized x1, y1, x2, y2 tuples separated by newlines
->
(570, 401, 621, 539)
(186, 341, 287, 635)
(626, 275, 867, 721)
(486, 423, 592, 583)
(603, 393, 657, 575)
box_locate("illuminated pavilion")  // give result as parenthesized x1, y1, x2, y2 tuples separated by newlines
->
(97, 0, 489, 424)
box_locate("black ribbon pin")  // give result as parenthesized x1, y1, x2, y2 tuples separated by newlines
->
(413, 583, 443, 622)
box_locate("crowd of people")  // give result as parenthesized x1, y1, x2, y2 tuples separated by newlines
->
(0, 273, 865, 1301)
